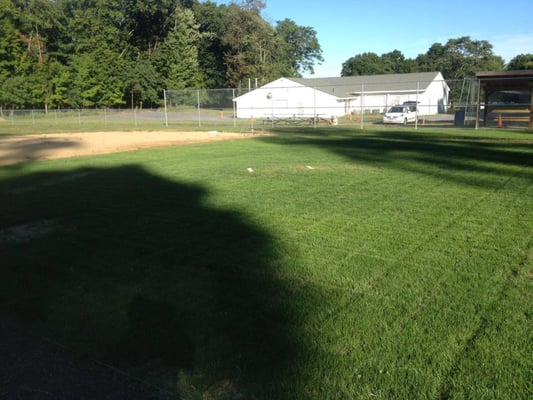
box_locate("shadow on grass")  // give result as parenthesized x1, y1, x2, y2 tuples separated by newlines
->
(263, 128, 533, 187)
(0, 164, 303, 398)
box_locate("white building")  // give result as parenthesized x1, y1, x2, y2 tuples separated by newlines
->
(233, 72, 449, 119)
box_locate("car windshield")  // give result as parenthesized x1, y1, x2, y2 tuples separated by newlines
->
(388, 106, 405, 113)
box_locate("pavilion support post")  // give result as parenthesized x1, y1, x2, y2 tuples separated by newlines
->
(475, 79, 481, 130)
(483, 89, 490, 127)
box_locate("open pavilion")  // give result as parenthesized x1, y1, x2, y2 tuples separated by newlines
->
(476, 70, 533, 129)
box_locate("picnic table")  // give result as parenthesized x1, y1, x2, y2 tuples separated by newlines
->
(264, 115, 338, 126)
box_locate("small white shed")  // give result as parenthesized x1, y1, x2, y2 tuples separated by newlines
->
(233, 72, 449, 119)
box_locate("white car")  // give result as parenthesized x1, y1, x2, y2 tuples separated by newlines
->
(383, 105, 417, 124)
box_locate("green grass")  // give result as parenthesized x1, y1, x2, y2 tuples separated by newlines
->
(0, 127, 532, 399)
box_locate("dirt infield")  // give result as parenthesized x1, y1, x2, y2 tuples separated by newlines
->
(0, 130, 255, 166)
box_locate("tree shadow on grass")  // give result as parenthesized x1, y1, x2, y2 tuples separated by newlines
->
(0, 164, 304, 399)
(263, 128, 533, 188)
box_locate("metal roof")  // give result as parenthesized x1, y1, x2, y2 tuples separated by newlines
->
(476, 70, 533, 91)
(289, 72, 444, 97)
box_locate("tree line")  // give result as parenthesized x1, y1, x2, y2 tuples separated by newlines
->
(0, 0, 323, 109)
(341, 37, 533, 80)
(2, 0, 532, 110)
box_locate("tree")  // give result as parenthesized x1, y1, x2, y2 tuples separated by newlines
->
(341, 52, 383, 76)
(506, 54, 533, 70)
(121, 0, 178, 54)
(40, 60, 72, 108)
(415, 42, 445, 72)
(68, 49, 125, 107)
(122, 57, 161, 108)
(275, 18, 323, 76)
(222, 3, 286, 87)
(0, 0, 68, 108)
(59, 0, 129, 107)
(238, 0, 266, 12)
(416, 36, 504, 80)
(0, 75, 29, 108)
(0, 0, 25, 102)
(63, 0, 128, 54)
(192, 0, 229, 88)
(154, 6, 203, 90)
(381, 50, 414, 74)
(342, 50, 416, 77)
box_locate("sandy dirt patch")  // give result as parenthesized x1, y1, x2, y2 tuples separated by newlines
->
(0, 130, 257, 166)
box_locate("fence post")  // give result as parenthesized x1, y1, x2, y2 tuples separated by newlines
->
(163, 90, 168, 127)
(415, 81, 419, 130)
(197, 89, 201, 127)
(251, 106, 254, 132)
(475, 80, 481, 130)
(313, 87, 317, 128)
(233, 88, 237, 129)
(360, 83, 364, 129)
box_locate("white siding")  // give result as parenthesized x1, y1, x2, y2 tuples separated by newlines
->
(234, 78, 345, 119)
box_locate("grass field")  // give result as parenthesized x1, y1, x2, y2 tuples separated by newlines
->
(0, 127, 532, 399)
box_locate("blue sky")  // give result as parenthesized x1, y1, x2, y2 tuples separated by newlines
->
(211, 0, 533, 77)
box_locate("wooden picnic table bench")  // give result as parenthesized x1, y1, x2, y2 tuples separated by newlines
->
(486, 106, 531, 122)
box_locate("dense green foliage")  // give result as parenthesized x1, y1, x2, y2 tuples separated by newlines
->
(507, 53, 533, 70)
(0, 0, 323, 109)
(0, 128, 531, 399)
(341, 36, 512, 79)
(2, 0, 529, 110)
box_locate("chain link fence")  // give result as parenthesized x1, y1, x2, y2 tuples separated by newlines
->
(1, 79, 530, 133)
